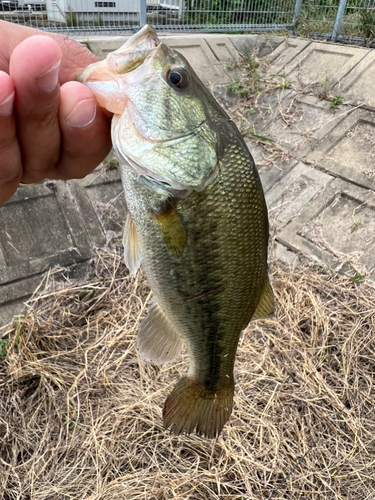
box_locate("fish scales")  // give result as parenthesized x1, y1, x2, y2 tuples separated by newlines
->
(79, 25, 274, 438)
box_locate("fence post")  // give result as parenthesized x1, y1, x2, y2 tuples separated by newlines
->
(292, 0, 303, 34)
(140, 0, 147, 27)
(332, 0, 348, 42)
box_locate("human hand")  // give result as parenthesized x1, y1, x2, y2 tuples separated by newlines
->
(0, 21, 113, 206)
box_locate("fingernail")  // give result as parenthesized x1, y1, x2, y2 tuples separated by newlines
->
(35, 60, 61, 92)
(66, 99, 97, 128)
(0, 91, 15, 116)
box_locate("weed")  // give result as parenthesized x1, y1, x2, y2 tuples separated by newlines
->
(315, 76, 329, 99)
(276, 78, 291, 89)
(350, 273, 366, 282)
(359, 8, 375, 42)
(226, 61, 238, 71)
(0, 339, 9, 360)
(330, 94, 344, 109)
(350, 219, 361, 233)
(103, 157, 119, 169)
(241, 125, 275, 143)
(227, 51, 261, 99)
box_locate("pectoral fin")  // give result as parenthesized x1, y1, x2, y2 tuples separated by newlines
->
(150, 201, 188, 256)
(123, 212, 142, 276)
(251, 277, 275, 321)
(137, 300, 183, 364)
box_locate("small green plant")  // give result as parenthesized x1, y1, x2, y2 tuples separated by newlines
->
(315, 76, 329, 100)
(245, 108, 257, 115)
(350, 273, 366, 283)
(103, 157, 119, 169)
(276, 78, 291, 89)
(350, 219, 361, 233)
(0, 339, 9, 360)
(330, 94, 344, 109)
(228, 79, 245, 94)
(227, 52, 261, 98)
(226, 61, 238, 71)
(241, 126, 275, 143)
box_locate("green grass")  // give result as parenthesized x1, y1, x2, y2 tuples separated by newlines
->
(0, 339, 9, 360)
(330, 94, 344, 109)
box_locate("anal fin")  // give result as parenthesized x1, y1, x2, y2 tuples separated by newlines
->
(137, 300, 183, 364)
(252, 276, 275, 321)
(123, 212, 142, 276)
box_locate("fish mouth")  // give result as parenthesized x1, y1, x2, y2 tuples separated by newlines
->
(106, 25, 160, 74)
(77, 25, 161, 104)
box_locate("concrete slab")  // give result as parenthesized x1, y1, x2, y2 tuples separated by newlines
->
(335, 50, 375, 108)
(85, 36, 232, 85)
(265, 162, 334, 226)
(230, 34, 284, 59)
(165, 38, 232, 85)
(277, 178, 375, 275)
(0, 165, 126, 327)
(205, 37, 240, 63)
(308, 108, 375, 190)
(245, 139, 298, 193)
(267, 38, 311, 76)
(0, 182, 92, 285)
(236, 88, 293, 139)
(265, 94, 354, 156)
(68, 164, 127, 245)
(285, 42, 369, 91)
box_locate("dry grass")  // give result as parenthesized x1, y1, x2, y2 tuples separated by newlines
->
(1, 249, 375, 500)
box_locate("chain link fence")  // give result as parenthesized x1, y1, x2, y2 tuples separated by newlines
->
(0, 0, 374, 45)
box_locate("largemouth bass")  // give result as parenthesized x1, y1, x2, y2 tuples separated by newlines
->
(79, 25, 274, 438)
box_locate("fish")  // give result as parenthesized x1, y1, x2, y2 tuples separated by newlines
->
(78, 25, 274, 439)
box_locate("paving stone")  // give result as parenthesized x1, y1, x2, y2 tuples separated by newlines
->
(251, 87, 293, 131)
(0, 182, 92, 286)
(164, 38, 232, 85)
(0, 261, 89, 328)
(245, 139, 298, 193)
(205, 37, 240, 63)
(68, 165, 127, 246)
(335, 50, 375, 108)
(265, 162, 334, 226)
(285, 42, 368, 91)
(230, 34, 284, 59)
(308, 108, 375, 191)
(267, 38, 311, 76)
(272, 241, 300, 267)
(277, 178, 375, 275)
(264, 93, 353, 156)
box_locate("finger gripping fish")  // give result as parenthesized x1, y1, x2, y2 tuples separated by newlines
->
(79, 25, 274, 439)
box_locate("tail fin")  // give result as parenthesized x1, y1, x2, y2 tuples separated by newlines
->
(163, 376, 234, 439)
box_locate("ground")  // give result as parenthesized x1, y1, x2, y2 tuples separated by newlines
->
(0, 34, 375, 499)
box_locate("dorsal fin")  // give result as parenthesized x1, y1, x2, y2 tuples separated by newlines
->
(123, 212, 142, 276)
(252, 277, 275, 321)
(137, 300, 183, 364)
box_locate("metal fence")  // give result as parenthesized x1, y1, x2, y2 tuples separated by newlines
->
(296, 0, 375, 43)
(0, 0, 374, 44)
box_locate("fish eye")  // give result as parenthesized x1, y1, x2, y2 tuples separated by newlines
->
(167, 68, 189, 90)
